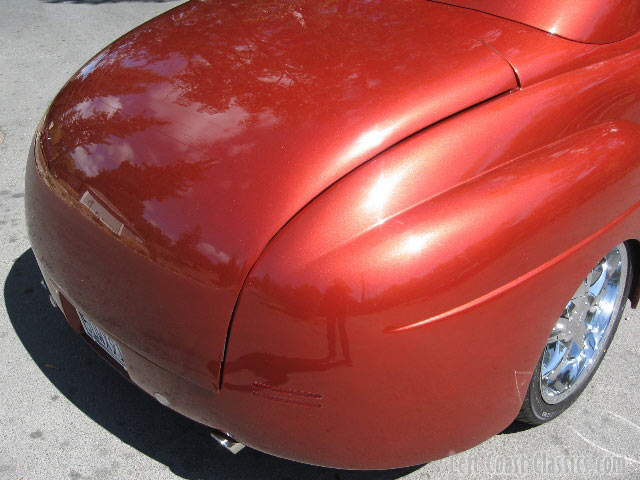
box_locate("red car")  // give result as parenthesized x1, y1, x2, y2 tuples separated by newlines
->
(25, 0, 640, 469)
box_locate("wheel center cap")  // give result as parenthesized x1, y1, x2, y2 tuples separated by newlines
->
(567, 296, 591, 343)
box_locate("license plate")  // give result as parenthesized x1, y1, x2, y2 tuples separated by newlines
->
(77, 310, 126, 369)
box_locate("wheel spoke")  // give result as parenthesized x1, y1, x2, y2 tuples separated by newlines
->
(542, 341, 568, 378)
(585, 331, 597, 351)
(566, 357, 582, 384)
(589, 263, 608, 304)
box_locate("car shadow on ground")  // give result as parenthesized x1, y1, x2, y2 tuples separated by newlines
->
(4, 249, 420, 480)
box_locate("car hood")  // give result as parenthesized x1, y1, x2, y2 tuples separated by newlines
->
(39, 0, 516, 387)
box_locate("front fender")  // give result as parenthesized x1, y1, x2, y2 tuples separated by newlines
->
(219, 120, 640, 468)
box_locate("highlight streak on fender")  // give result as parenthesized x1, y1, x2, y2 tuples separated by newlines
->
(390, 199, 640, 333)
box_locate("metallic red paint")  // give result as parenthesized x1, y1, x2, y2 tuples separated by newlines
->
(24, 0, 640, 470)
(438, 0, 640, 44)
(32, 0, 516, 390)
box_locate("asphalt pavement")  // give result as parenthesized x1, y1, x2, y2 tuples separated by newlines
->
(1, 1, 640, 479)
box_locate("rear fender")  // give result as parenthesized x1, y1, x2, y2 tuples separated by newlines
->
(219, 121, 640, 468)
(242, 120, 640, 334)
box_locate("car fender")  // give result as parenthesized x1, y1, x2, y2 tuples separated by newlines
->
(218, 120, 640, 468)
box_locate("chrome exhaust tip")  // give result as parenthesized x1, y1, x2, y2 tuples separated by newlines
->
(210, 430, 245, 454)
(49, 294, 58, 309)
(40, 279, 58, 309)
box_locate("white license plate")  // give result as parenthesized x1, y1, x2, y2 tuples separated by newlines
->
(77, 311, 126, 370)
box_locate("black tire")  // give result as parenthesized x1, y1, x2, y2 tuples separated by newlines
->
(517, 242, 632, 425)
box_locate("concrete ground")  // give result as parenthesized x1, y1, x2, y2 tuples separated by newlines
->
(1, 1, 640, 478)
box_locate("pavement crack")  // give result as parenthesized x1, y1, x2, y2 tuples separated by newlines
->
(569, 426, 640, 465)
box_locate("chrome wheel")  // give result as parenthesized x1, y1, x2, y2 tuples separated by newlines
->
(540, 244, 628, 404)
